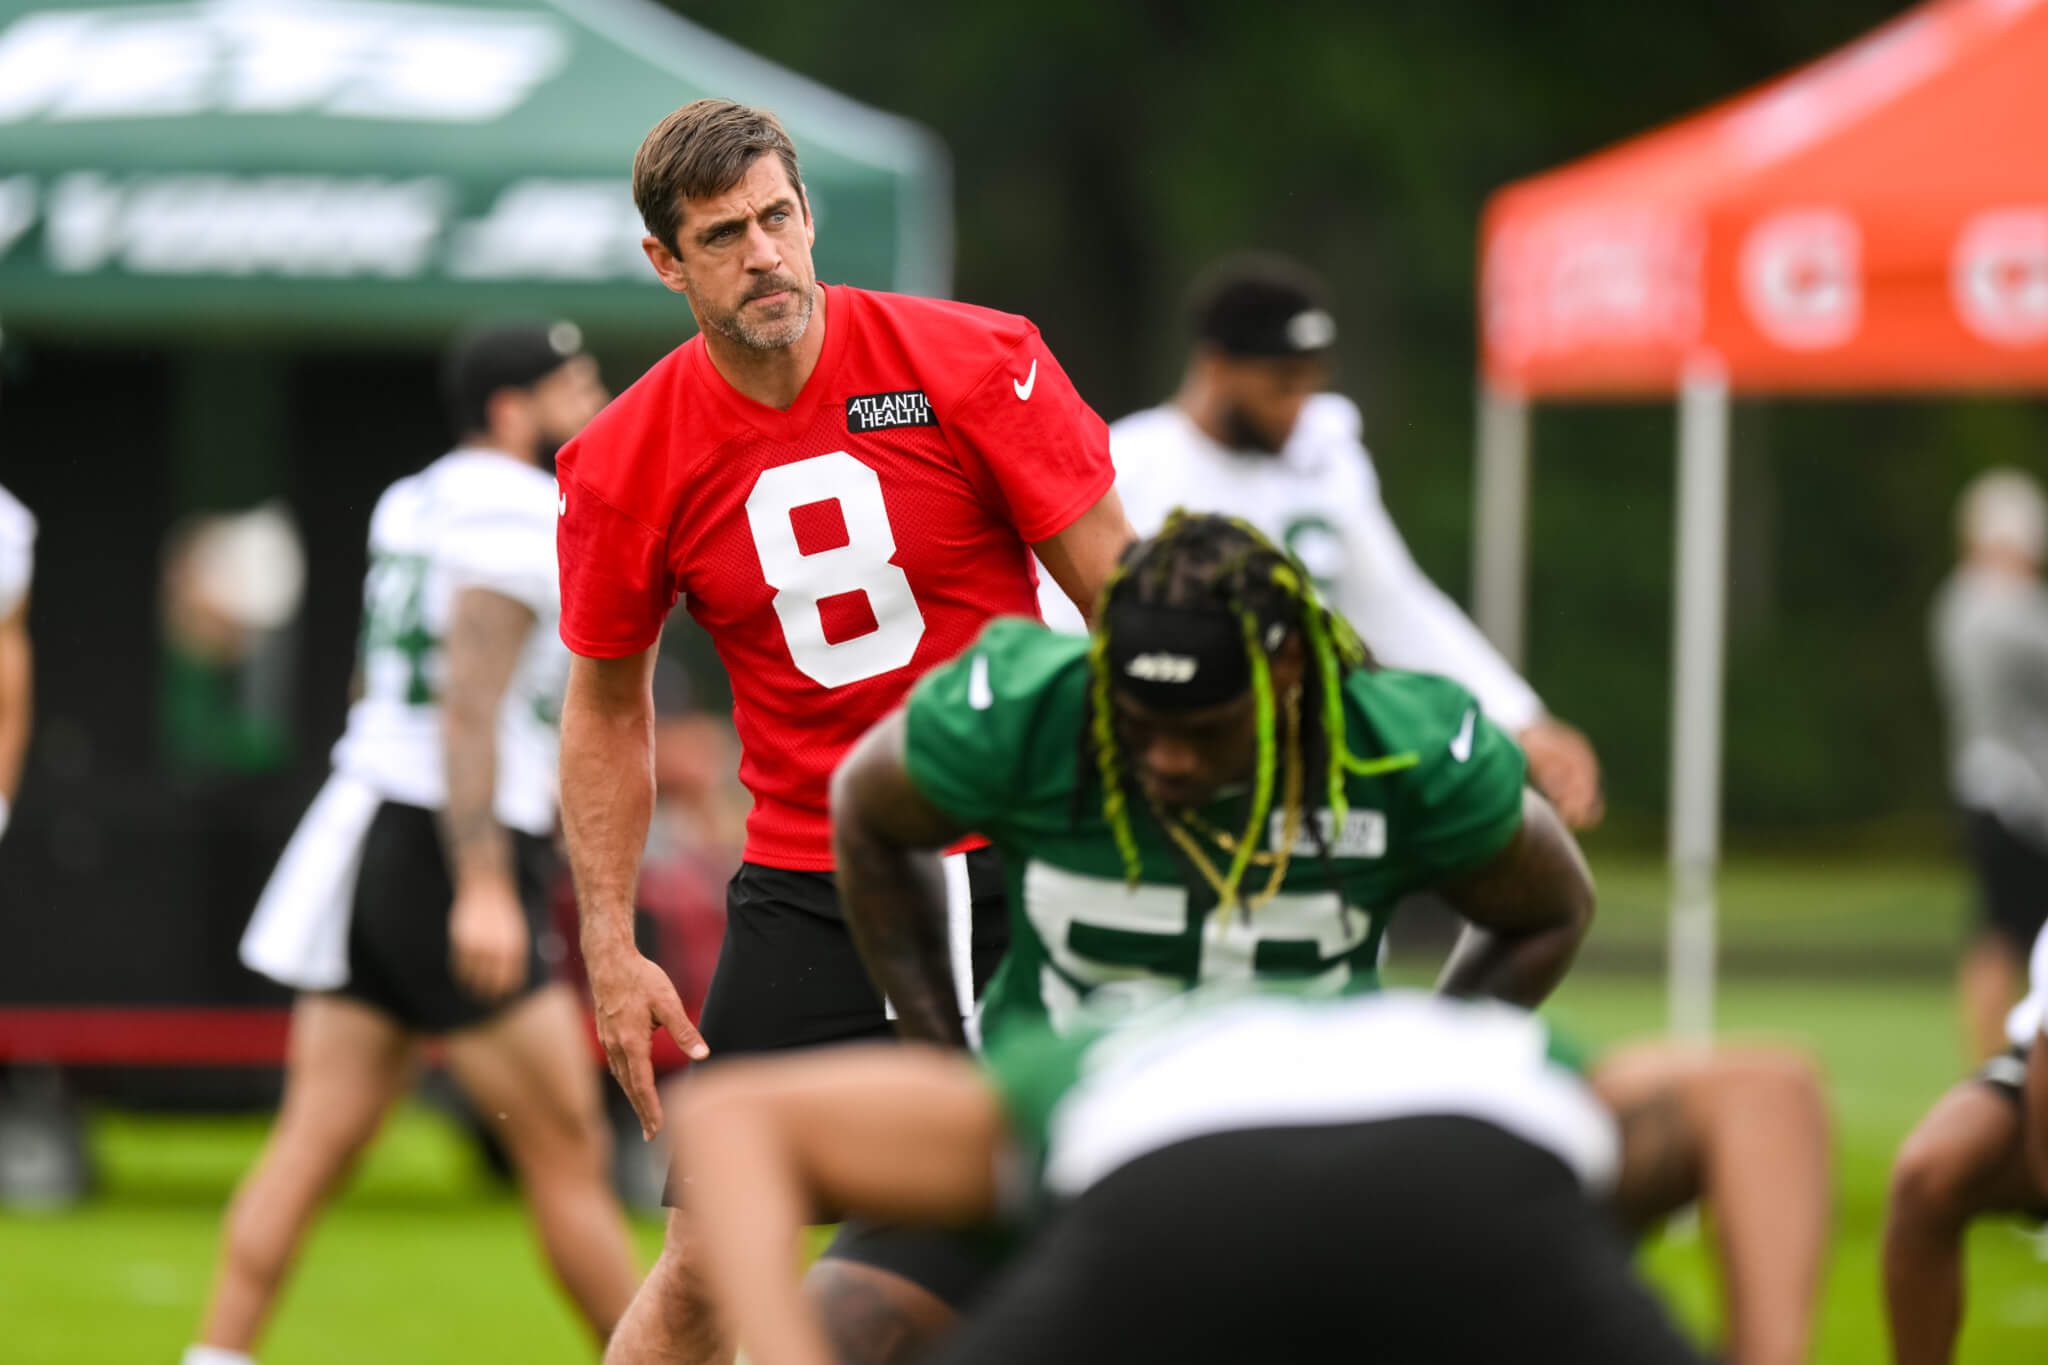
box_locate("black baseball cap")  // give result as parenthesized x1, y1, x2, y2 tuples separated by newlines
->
(1187, 253, 1338, 358)
(442, 320, 585, 437)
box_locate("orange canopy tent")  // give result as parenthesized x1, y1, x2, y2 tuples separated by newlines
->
(1469, 0, 2048, 1033)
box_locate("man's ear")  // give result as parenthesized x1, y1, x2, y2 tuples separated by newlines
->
(640, 234, 690, 295)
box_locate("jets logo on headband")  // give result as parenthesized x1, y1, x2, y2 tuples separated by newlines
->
(1125, 653, 1198, 684)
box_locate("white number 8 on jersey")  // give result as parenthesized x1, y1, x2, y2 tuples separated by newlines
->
(746, 452, 927, 688)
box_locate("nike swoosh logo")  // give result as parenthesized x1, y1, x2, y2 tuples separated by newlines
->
(557, 487, 567, 516)
(1449, 707, 1477, 763)
(968, 653, 993, 710)
(1013, 358, 1038, 402)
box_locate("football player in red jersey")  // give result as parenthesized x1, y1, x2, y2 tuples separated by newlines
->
(553, 101, 1133, 1364)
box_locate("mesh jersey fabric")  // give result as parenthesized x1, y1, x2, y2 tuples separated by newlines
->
(556, 284, 1113, 869)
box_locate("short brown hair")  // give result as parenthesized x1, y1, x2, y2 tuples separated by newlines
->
(633, 99, 805, 254)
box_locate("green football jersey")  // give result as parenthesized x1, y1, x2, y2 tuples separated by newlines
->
(982, 987, 1614, 1204)
(903, 618, 1528, 1044)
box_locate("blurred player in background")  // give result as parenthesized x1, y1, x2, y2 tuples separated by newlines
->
(0, 480, 32, 843)
(1930, 468, 2048, 1061)
(552, 100, 1131, 1364)
(186, 324, 635, 1365)
(1884, 917, 2048, 1365)
(671, 987, 1828, 1365)
(1041, 253, 1602, 827)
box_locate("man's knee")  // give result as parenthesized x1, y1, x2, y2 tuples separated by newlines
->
(1890, 1110, 1994, 1230)
(804, 1258, 957, 1365)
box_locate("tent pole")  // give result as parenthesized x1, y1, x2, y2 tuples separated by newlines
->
(1669, 362, 1729, 1041)
(1472, 379, 1530, 667)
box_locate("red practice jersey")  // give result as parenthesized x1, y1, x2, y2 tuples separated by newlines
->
(556, 284, 1113, 870)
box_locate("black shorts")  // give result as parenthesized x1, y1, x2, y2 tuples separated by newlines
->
(330, 800, 556, 1034)
(926, 1117, 1710, 1365)
(693, 847, 1009, 1056)
(1963, 809, 2048, 951)
(669, 848, 1011, 1284)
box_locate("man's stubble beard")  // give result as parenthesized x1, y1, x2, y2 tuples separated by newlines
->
(1220, 401, 1286, 454)
(706, 276, 817, 352)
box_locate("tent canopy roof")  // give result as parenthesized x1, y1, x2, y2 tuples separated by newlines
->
(0, 0, 951, 339)
(1482, 0, 2048, 397)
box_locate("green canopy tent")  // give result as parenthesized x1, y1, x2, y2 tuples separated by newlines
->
(0, 1, 953, 1028)
(0, 0, 952, 338)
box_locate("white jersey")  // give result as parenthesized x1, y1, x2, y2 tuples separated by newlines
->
(1035, 990, 1618, 1201)
(329, 449, 568, 836)
(2005, 918, 2048, 1049)
(1039, 395, 1543, 731)
(0, 483, 35, 618)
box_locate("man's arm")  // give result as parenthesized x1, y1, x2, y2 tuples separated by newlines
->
(1432, 788, 1593, 1007)
(439, 586, 537, 1001)
(562, 645, 706, 1140)
(1593, 1042, 1831, 1365)
(1032, 486, 1136, 628)
(830, 709, 976, 1046)
(675, 1046, 1004, 1365)
(0, 600, 30, 833)
(1336, 457, 1604, 827)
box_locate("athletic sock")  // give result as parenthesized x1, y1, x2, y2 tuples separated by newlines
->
(181, 1347, 257, 1365)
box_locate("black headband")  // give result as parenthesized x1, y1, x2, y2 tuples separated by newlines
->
(1103, 600, 1286, 711)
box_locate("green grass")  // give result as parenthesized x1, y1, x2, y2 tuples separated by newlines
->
(0, 854, 2037, 1363)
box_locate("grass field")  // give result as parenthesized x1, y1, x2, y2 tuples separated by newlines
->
(5, 855, 2046, 1363)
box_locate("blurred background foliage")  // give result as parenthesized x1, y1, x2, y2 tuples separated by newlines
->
(663, 0, 2048, 847)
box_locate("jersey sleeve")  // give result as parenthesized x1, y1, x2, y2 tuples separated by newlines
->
(1364, 671, 1528, 881)
(554, 453, 677, 659)
(437, 475, 556, 613)
(902, 618, 1087, 833)
(944, 328, 1114, 546)
(1331, 428, 1545, 733)
(0, 486, 35, 618)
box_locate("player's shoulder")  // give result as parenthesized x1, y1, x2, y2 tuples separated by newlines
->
(0, 484, 35, 545)
(840, 285, 1044, 401)
(555, 342, 700, 493)
(1298, 391, 1363, 442)
(912, 617, 1090, 719)
(1107, 404, 1186, 461)
(846, 284, 1039, 348)
(425, 449, 555, 521)
(1343, 667, 1484, 754)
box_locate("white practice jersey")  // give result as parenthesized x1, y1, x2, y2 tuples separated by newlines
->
(329, 449, 568, 836)
(0, 483, 35, 618)
(2006, 917, 2048, 1050)
(1039, 395, 1543, 731)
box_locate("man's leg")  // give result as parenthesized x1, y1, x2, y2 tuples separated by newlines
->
(1592, 1042, 1831, 1365)
(1960, 932, 2025, 1064)
(804, 1252, 962, 1365)
(1883, 1074, 2041, 1365)
(194, 994, 415, 1353)
(444, 981, 640, 1343)
(605, 1210, 731, 1365)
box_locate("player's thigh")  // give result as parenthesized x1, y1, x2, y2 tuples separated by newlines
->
(272, 992, 417, 1160)
(442, 982, 607, 1167)
(1892, 1074, 2043, 1218)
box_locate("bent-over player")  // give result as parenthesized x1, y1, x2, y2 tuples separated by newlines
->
(0, 481, 32, 843)
(1885, 916, 2048, 1364)
(187, 325, 635, 1365)
(673, 987, 1829, 1365)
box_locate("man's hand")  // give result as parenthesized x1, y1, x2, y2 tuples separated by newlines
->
(1518, 716, 1604, 829)
(587, 942, 707, 1140)
(448, 882, 530, 1002)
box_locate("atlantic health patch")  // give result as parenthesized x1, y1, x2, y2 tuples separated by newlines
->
(846, 390, 937, 433)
